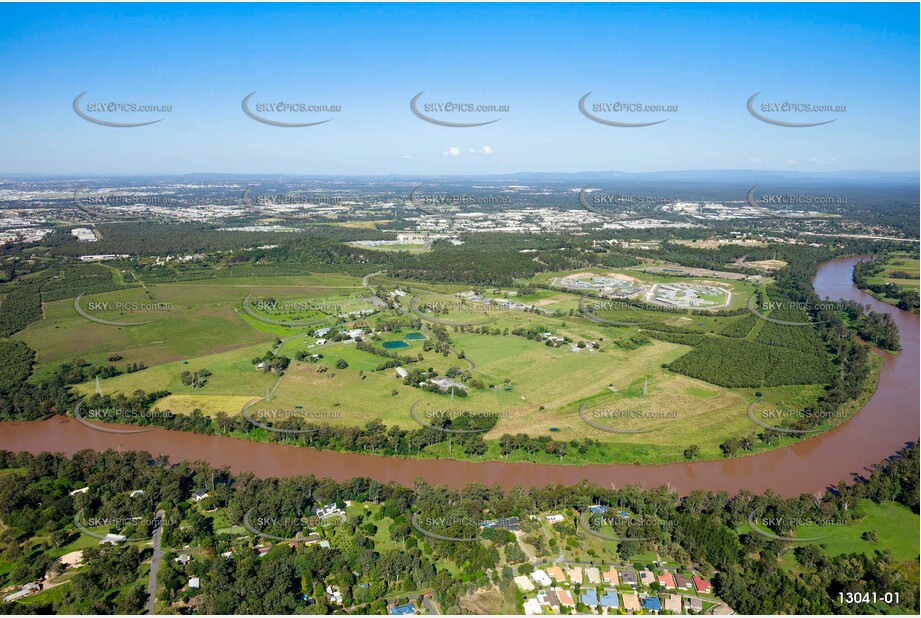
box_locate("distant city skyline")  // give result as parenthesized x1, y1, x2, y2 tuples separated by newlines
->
(1, 3, 918, 175)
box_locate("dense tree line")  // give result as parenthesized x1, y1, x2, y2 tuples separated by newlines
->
(838, 300, 902, 351)
(0, 443, 916, 614)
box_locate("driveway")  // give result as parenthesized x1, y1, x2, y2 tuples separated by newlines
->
(144, 510, 166, 615)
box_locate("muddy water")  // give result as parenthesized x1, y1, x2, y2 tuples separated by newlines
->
(1, 258, 917, 496)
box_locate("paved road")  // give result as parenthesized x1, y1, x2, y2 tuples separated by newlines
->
(144, 510, 166, 615)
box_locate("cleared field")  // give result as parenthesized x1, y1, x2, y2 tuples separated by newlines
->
(153, 394, 258, 416)
(745, 259, 788, 271)
(349, 242, 429, 252)
(17, 274, 369, 378)
(868, 253, 920, 289)
(75, 341, 278, 412)
(255, 333, 464, 428)
(791, 500, 919, 563)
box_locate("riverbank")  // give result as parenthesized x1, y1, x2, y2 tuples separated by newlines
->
(0, 257, 917, 497)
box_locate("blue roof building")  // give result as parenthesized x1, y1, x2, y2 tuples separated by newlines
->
(390, 603, 415, 615)
(599, 590, 619, 608)
(642, 595, 662, 611)
(581, 589, 598, 606)
(588, 505, 609, 515)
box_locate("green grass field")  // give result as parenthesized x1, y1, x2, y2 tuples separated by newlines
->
(867, 253, 920, 290)
(16, 273, 371, 379)
(793, 500, 919, 562)
(17, 270, 855, 464)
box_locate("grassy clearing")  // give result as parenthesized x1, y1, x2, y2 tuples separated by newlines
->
(17, 274, 368, 378)
(794, 500, 919, 562)
(75, 341, 278, 411)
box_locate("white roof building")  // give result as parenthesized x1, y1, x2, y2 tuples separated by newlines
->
(523, 597, 543, 615)
(531, 569, 552, 587)
(514, 576, 535, 592)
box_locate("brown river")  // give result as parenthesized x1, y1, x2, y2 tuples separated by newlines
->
(1, 257, 917, 496)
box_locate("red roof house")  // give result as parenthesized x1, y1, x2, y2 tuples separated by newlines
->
(692, 576, 711, 594)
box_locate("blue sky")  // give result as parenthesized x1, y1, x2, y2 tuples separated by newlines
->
(1, 2, 917, 174)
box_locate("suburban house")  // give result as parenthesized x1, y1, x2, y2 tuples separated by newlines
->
(657, 572, 676, 589)
(531, 569, 552, 587)
(315, 502, 342, 518)
(621, 593, 641, 612)
(588, 504, 609, 515)
(675, 574, 693, 590)
(685, 597, 703, 612)
(545, 566, 566, 582)
(597, 590, 619, 610)
(639, 569, 656, 585)
(567, 567, 583, 585)
(389, 603, 416, 615)
(100, 533, 127, 545)
(581, 589, 599, 607)
(515, 576, 535, 592)
(585, 566, 601, 584)
(188, 577, 200, 589)
(663, 594, 682, 612)
(602, 567, 620, 585)
(541, 589, 560, 611)
(326, 585, 343, 605)
(545, 514, 564, 523)
(693, 575, 712, 594)
(191, 490, 209, 502)
(620, 568, 638, 587)
(642, 595, 662, 612)
(395, 367, 409, 379)
(555, 588, 575, 609)
(523, 597, 542, 615)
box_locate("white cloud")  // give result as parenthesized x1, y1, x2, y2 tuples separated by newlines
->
(748, 158, 762, 164)
(809, 156, 819, 163)
(786, 159, 798, 165)
(442, 147, 461, 157)
(480, 146, 493, 155)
